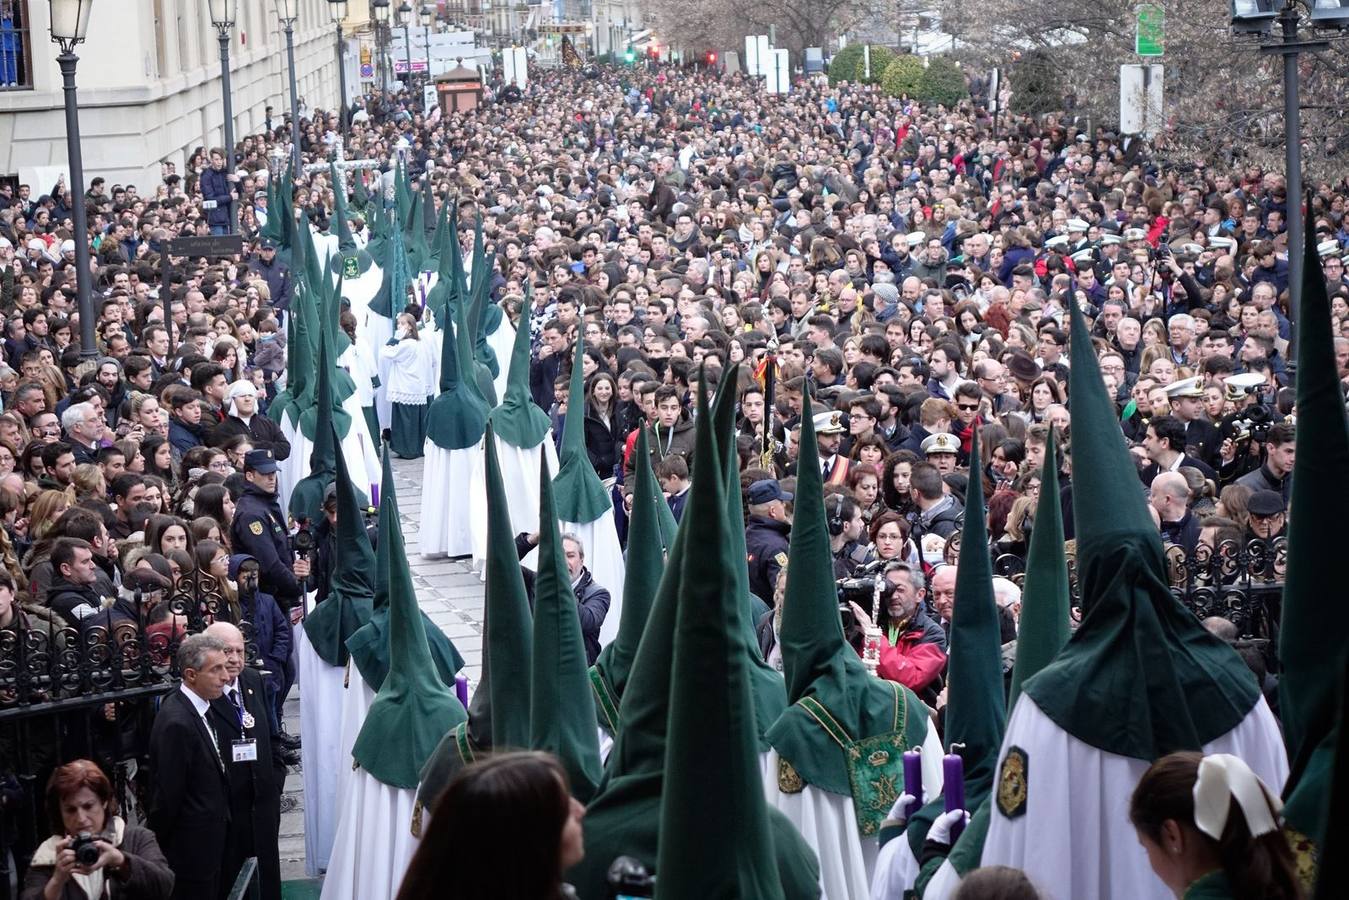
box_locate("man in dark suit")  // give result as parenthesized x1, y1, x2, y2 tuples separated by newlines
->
(148, 633, 233, 900)
(205, 622, 286, 900)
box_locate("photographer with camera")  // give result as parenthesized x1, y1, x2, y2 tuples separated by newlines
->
(230, 449, 311, 612)
(1234, 421, 1294, 502)
(23, 759, 174, 900)
(841, 560, 947, 696)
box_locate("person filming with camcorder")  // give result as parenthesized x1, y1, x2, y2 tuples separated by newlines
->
(21, 759, 174, 900)
(840, 560, 947, 701)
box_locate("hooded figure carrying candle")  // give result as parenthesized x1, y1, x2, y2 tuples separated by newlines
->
(976, 263, 1288, 898)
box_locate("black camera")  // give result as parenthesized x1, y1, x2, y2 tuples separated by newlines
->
(608, 856, 654, 898)
(291, 517, 316, 558)
(71, 831, 106, 867)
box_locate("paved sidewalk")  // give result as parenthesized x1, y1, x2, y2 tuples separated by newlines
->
(278, 456, 487, 882)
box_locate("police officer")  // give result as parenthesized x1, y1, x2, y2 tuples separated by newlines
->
(744, 478, 793, 607)
(230, 449, 309, 611)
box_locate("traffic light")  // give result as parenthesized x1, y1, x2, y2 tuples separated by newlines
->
(706, 50, 717, 66)
(624, 45, 635, 63)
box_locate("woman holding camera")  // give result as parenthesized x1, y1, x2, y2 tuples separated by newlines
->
(22, 759, 174, 900)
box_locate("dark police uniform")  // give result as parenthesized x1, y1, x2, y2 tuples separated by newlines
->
(230, 450, 302, 610)
(745, 515, 791, 607)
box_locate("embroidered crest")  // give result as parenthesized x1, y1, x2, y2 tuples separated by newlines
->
(778, 757, 804, 794)
(1283, 825, 1318, 892)
(996, 746, 1029, 819)
(343, 255, 360, 278)
(774, 551, 788, 567)
(410, 801, 424, 839)
(249, 521, 264, 536)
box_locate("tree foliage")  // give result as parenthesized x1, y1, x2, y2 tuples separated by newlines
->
(916, 56, 969, 106)
(829, 43, 898, 84)
(646, 0, 886, 61)
(881, 54, 925, 98)
(950, 0, 1349, 178)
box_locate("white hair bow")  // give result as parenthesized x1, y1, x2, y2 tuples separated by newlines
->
(1192, 753, 1282, 841)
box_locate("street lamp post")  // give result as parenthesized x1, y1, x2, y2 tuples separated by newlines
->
(373, 0, 391, 93)
(398, 2, 413, 87)
(328, 0, 350, 131)
(277, 0, 302, 179)
(207, 0, 237, 234)
(420, 4, 433, 88)
(48, 0, 96, 360)
(1247, 0, 1329, 343)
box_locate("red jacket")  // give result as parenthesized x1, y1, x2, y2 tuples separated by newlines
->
(875, 629, 947, 693)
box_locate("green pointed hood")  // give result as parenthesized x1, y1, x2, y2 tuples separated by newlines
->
(351, 443, 466, 789)
(417, 424, 534, 807)
(261, 173, 283, 245)
(303, 435, 374, 666)
(330, 165, 374, 277)
(905, 430, 1005, 861)
(1008, 428, 1071, 708)
(656, 372, 786, 900)
(369, 211, 410, 320)
(394, 159, 412, 232)
(425, 283, 490, 450)
(407, 188, 431, 274)
(267, 280, 314, 428)
(346, 446, 465, 693)
(353, 169, 372, 218)
(552, 337, 611, 524)
(1282, 221, 1349, 851)
(423, 201, 460, 328)
(289, 338, 340, 524)
(489, 287, 552, 449)
(365, 198, 389, 263)
(466, 216, 500, 388)
(766, 401, 931, 795)
(428, 191, 449, 267)
(1021, 289, 1258, 760)
(568, 385, 819, 900)
(940, 429, 1005, 794)
(530, 455, 603, 801)
(590, 429, 666, 735)
(710, 364, 787, 749)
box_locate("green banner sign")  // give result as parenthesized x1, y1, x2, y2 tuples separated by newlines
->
(1136, 5, 1164, 57)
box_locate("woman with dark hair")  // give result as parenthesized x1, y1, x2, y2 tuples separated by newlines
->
(194, 483, 236, 533)
(21, 759, 174, 899)
(581, 371, 621, 481)
(1130, 751, 1298, 900)
(140, 435, 175, 487)
(397, 751, 585, 900)
(144, 515, 192, 559)
(881, 450, 920, 515)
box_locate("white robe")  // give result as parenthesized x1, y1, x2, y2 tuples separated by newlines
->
(320, 772, 419, 900)
(335, 671, 378, 827)
(419, 442, 485, 559)
(275, 399, 382, 517)
(764, 717, 945, 900)
(297, 628, 345, 876)
(484, 319, 515, 403)
(917, 858, 963, 900)
(979, 694, 1289, 900)
(464, 436, 558, 573)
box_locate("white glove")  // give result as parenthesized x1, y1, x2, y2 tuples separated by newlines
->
(927, 808, 971, 846)
(887, 792, 916, 823)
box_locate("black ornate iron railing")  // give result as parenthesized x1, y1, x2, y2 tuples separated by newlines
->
(0, 570, 259, 718)
(993, 536, 1287, 643)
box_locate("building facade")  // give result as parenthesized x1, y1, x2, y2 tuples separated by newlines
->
(0, 0, 346, 189)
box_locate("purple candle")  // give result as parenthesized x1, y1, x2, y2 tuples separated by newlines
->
(943, 748, 966, 841)
(455, 674, 469, 709)
(902, 749, 923, 819)
(371, 483, 380, 508)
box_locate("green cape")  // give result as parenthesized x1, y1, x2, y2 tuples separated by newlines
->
(530, 456, 603, 802)
(350, 441, 466, 788)
(766, 397, 932, 796)
(1021, 283, 1258, 760)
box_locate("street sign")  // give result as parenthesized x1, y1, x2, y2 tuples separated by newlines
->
(1136, 4, 1164, 56)
(166, 234, 244, 258)
(1120, 63, 1164, 136)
